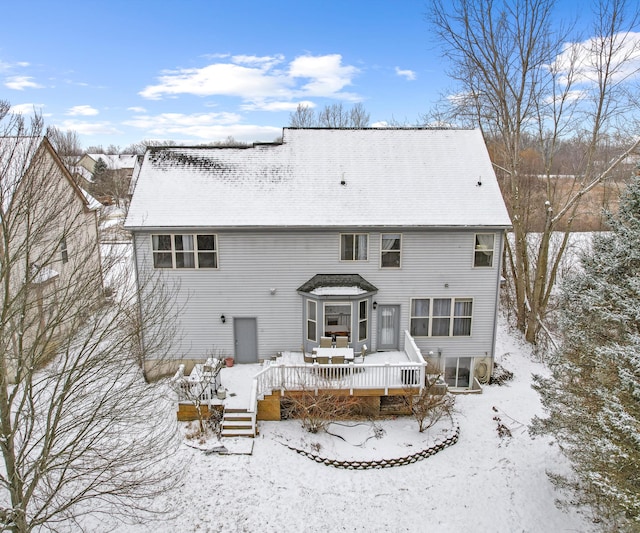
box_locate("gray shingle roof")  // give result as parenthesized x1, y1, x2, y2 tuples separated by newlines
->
(125, 128, 512, 230)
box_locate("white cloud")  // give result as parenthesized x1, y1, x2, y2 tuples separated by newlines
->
(10, 102, 45, 115)
(0, 60, 30, 72)
(122, 111, 280, 142)
(240, 100, 315, 112)
(139, 53, 360, 104)
(128, 106, 147, 113)
(395, 67, 416, 81)
(288, 54, 359, 97)
(57, 120, 122, 136)
(67, 105, 99, 116)
(551, 31, 640, 86)
(5, 76, 44, 90)
(124, 111, 242, 129)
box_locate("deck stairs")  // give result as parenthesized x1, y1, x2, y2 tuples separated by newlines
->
(221, 408, 256, 438)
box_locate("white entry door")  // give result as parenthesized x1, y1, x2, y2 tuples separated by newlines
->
(377, 305, 400, 350)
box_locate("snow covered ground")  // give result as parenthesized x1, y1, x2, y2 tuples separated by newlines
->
(86, 316, 595, 533)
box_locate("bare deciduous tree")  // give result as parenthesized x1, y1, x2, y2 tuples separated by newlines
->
(280, 369, 363, 433)
(289, 103, 370, 129)
(427, 0, 640, 344)
(0, 102, 182, 531)
(45, 126, 83, 170)
(403, 364, 455, 433)
(289, 103, 317, 128)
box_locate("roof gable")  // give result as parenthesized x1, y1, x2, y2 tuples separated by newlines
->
(1, 136, 92, 212)
(125, 128, 512, 230)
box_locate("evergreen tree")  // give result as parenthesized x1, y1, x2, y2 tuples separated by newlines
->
(531, 175, 640, 529)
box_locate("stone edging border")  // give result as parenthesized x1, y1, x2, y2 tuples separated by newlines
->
(283, 418, 460, 469)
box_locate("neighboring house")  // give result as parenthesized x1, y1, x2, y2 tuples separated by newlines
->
(77, 153, 138, 204)
(0, 136, 103, 376)
(77, 153, 138, 175)
(68, 163, 95, 190)
(125, 128, 511, 389)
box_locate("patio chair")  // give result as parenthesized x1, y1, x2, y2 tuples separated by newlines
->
(316, 356, 330, 365)
(320, 336, 333, 348)
(331, 355, 345, 364)
(303, 352, 315, 364)
(335, 336, 349, 348)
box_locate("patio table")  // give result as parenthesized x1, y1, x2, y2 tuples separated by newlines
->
(311, 347, 355, 362)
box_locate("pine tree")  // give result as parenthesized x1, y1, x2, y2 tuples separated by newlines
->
(531, 175, 640, 529)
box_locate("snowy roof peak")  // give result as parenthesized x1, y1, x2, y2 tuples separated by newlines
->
(125, 128, 512, 230)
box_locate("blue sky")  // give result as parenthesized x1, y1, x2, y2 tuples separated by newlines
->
(0, 0, 598, 149)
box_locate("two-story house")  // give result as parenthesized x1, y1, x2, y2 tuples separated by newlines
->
(125, 128, 511, 389)
(1, 136, 103, 379)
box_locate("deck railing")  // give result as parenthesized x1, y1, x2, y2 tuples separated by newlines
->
(248, 331, 427, 413)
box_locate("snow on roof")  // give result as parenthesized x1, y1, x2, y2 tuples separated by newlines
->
(80, 187, 102, 211)
(30, 265, 59, 284)
(297, 273, 378, 295)
(310, 286, 368, 296)
(71, 165, 95, 183)
(125, 128, 512, 230)
(87, 154, 137, 170)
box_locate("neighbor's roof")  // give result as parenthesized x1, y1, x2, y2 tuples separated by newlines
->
(85, 153, 137, 170)
(125, 128, 512, 230)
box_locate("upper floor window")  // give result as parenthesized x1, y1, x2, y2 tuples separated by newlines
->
(152, 234, 217, 269)
(340, 233, 368, 261)
(410, 297, 473, 337)
(474, 233, 494, 267)
(60, 238, 68, 264)
(381, 233, 401, 268)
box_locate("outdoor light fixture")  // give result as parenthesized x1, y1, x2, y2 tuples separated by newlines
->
(270, 288, 277, 295)
(373, 301, 378, 309)
(220, 314, 226, 324)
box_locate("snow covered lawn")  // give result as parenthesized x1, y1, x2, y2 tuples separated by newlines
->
(88, 319, 595, 533)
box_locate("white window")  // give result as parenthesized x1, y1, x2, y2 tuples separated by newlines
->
(307, 300, 317, 342)
(152, 234, 218, 269)
(381, 233, 401, 268)
(474, 233, 495, 267)
(340, 233, 368, 261)
(60, 238, 68, 264)
(324, 302, 351, 339)
(410, 297, 473, 337)
(358, 300, 368, 342)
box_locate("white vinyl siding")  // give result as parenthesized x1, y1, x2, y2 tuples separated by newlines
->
(134, 229, 501, 362)
(152, 234, 217, 269)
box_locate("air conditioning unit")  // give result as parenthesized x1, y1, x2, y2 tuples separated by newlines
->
(474, 357, 492, 384)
